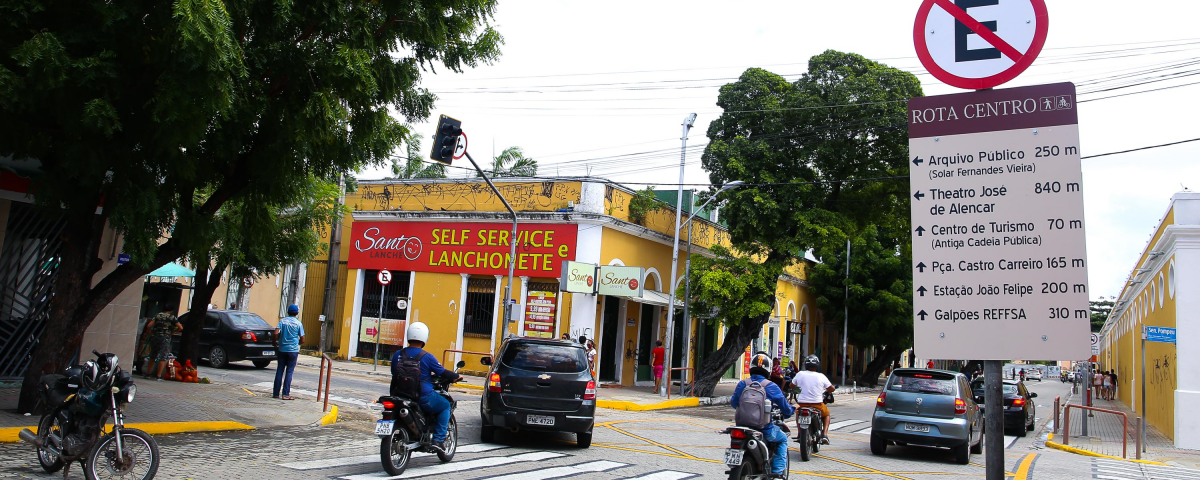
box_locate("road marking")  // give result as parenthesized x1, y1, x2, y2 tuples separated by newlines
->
(252, 381, 371, 407)
(827, 420, 865, 431)
(606, 425, 696, 459)
(1095, 476, 1136, 480)
(279, 443, 507, 470)
(619, 470, 700, 480)
(851, 427, 872, 435)
(1010, 453, 1036, 480)
(473, 460, 627, 479)
(339, 451, 566, 480)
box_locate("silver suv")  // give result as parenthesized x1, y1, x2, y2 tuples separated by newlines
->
(870, 368, 982, 464)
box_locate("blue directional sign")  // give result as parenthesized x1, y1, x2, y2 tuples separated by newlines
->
(117, 253, 131, 265)
(1144, 326, 1176, 344)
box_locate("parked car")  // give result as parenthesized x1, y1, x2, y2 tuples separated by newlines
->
(871, 368, 982, 464)
(970, 378, 1037, 436)
(479, 338, 596, 447)
(179, 309, 277, 368)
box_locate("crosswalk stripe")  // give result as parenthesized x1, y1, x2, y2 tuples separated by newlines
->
(852, 427, 872, 435)
(827, 420, 865, 431)
(339, 451, 567, 480)
(1094, 475, 1136, 480)
(474, 460, 626, 480)
(279, 443, 507, 470)
(619, 471, 700, 480)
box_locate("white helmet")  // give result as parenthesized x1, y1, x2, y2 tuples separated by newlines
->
(407, 322, 430, 344)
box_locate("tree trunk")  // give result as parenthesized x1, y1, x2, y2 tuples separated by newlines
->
(855, 344, 903, 387)
(181, 262, 225, 365)
(692, 315, 769, 397)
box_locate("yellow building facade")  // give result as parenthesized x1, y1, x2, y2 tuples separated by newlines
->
(308, 177, 827, 387)
(1098, 191, 1200, 448)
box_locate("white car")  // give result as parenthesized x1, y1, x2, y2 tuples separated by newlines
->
(1026, 370, 1042, 381)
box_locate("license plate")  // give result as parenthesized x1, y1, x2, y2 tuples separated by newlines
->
(526, 415, 555, 426)
(263, 350, 275, 356)
(724, 449, 744, 466)
(904, 423, 931, 433)
(375, 420, 395, 436)
(799, 416, 812, 425)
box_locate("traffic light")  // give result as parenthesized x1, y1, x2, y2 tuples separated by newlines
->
(429, 114, 462, 164)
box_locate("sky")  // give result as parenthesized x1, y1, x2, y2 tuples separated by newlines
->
(358, 0, 1200, 300)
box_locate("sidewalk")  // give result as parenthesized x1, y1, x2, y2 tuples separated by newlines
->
(1051, 390, 1200, 466)
(0, 375, 335, 442)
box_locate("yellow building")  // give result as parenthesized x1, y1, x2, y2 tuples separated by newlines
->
(306, 177, 828, 387)
(1097, 191, 1199, 448)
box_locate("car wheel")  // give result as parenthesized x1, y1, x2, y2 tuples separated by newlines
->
(953, 441, 971, 465)
(870, 433, 886, 456)
(252, 360, 271, 369)
(1027, 414, 1036, 431)
(208, 345, 228, 368)
(577, 431, 592, 448)
(970, 428, 983, 454)
(1016, 422, 1028, 437)
(480, 425, 495, 443)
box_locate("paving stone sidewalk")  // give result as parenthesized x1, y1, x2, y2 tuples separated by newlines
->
(1057, 391, 1200, 467)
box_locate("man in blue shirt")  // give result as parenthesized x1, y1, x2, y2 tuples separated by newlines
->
(732, 352, 793, 478)
(391, 322, 460, 451)
(273, 304, 305, 400)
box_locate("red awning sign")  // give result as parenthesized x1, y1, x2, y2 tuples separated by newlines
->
(914, 0, 1048, 90)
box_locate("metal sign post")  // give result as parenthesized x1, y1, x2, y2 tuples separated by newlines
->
(375, 269, 392, 371)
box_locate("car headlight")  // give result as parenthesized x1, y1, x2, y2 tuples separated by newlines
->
(125, 384, 137, 403)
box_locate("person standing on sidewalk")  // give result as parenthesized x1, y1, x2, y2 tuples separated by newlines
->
(586, 340, 598, 378)
(651, 341, 666, 392)
(1109, 370, 1119, 400)
(1093, 370, 1104, 400)
(145, 306, 181, 381)
(273, 304, 305, 400)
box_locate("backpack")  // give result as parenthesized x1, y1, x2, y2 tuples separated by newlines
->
(735, 381, 771, 428)
(390, 349, 428, 400)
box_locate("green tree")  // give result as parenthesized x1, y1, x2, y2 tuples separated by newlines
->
(392, 138, 447, 179)
(479, 146, 537, 177)
(1091, 296, 1115, 333)
(2, 0, 502, 411)
(692, 50, 921, 395)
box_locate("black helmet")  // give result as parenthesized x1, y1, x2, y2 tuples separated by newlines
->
(748, 353, 772, 377)
(803, 355, 820, 371)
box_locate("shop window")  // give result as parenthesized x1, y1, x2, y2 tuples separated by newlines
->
(279, 264, 295, 317)
(358, 269, 412, 361)
(464, 277, 497, 338)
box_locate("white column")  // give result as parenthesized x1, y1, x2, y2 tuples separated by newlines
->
(516, 276, 529, 337)
(1173, 237, 1200, 448)
(491, 275, 504, 349)
(553, 288, 566, 340)
(568, 217, 603, 341)
(348, 269, 366, 359)
(455, 273, 469, 363)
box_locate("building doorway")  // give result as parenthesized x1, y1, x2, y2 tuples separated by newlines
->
(636, 303, 656, 382)
(599, 296, 620, 382)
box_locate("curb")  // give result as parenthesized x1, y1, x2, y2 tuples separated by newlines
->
(597, 397, 700, 411)
(453, 383, 485, 391)
(0, 421, 255, 443)
(1044, 433, 1168, 465)
(312, 405, 339, 427)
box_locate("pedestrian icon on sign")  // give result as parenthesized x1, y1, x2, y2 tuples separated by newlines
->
(1041, 97, 1055, 111)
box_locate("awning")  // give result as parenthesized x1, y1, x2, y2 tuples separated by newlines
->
(147, 263, 196, 278)
(634, 290, 683, 307)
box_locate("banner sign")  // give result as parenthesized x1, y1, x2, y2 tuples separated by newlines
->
(359, 317, 406, 346)
(523, 291, 558, 338)
(348, 222, 578, 277)
(560, 261, 597, 294)
(596, 265, 645, 297)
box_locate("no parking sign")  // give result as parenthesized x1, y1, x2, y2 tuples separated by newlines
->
(914, 0, 1049, 90)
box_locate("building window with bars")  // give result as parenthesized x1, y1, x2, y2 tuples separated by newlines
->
(357, 269, 411, 361)
(463, 277, 496, 338)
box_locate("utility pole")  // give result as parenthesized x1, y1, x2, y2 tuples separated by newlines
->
(984, 360, 1003, 480)
(842, 239, 849, 387)
(320, 173, 345, 354)
(661, 113, 697, 397)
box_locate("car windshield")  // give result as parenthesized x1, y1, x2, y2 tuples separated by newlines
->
(501, 343, 588, 373)
(229, 313, 271, 329)
(888, 373, 956, 395)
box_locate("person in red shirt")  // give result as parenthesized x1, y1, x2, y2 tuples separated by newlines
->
(651, 341, 666, 391)
(927, 360, 935, 369)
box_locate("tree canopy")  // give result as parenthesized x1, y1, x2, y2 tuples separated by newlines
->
(1, 0, 503, 411)
(478, 146, 537, 178)
(392, 138, 448, 179)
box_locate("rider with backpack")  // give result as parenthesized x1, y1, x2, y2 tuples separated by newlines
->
(732, 352, 793, 478)
(390, 322, 462, 452)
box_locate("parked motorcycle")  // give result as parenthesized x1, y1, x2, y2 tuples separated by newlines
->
(19, 350, 160, 480)
(375, 360, 466, 476)
(722, 408, 790, 479)
(794, 406, 824, 462)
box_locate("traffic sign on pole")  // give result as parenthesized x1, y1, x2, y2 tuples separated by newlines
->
(909, 82, 1090, 360)
(377, 269, 392, 286)
(913, 0, 1049, 90)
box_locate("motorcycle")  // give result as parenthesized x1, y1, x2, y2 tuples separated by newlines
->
(19, 350, 160, 480)
(722, 408, 790, 479)
(794, 406, 824, 462)
(375, 360, 466, 476)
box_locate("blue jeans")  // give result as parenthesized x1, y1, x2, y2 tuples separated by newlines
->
(273, 352, 298, 397)
(419, 392, 451, 443)
(762, 422, 789, 475)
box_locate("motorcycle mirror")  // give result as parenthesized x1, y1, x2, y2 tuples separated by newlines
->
(93, 350, 102, 357)
(480, 357, 493, 366)
(456, 360, 466, 369)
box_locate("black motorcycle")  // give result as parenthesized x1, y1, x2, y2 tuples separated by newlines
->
(375, 360, 466, 476)
(722, 408, 790, 479)
(794, 406, 823, 462)
(19, 350, 159, 480)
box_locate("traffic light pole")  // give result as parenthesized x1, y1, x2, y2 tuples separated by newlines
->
(464, 151, 519, 344)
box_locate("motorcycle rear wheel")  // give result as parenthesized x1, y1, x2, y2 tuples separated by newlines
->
(727, 458, 757, 479)
(381, 427, 412, 476)
(437, 416, 457, 462)
(36, 413, 64, 473)
(83, 428, 159, 480)
(798, 429, 810, 462)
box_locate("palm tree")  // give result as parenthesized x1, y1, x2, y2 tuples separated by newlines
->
(479, 146, 537, 178)
(391, 138, 447, 179)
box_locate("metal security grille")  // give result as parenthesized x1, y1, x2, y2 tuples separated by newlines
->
(0, 203, 67, 380)
(463, 278, 495, 338)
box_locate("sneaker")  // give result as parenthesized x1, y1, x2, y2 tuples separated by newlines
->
(155, 378, 163, 382)
(821, 435, 831, 445)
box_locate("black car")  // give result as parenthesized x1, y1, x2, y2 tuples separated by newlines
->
(970, 379, 1037, 436)
(179, 309, 277, 368)
(479, 338, 596, 447)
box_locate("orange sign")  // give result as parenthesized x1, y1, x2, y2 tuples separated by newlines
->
(359, 317, 406, 346)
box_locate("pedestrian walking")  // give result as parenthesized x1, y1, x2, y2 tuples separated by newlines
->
(586, 340, 597, 378)
(926, 360, 934, 369)
(1109, 370, 1119, 400)
(1103, 370, 1114, 400)
(651, 340, 666, 392)
(273, 304, 305, 400)
(1093, 370, 1104, 400)
(144, 306, 181, 381)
